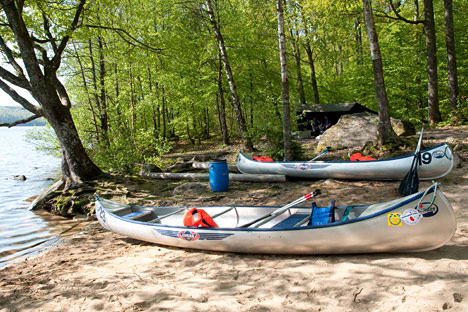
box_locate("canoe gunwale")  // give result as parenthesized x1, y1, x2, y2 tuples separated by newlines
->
(236, 143, 454, 180)
(238, 143, 451, 165)
(95, 185, 438, 232)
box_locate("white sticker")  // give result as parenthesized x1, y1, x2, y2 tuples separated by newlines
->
(401, 208, 422, 225)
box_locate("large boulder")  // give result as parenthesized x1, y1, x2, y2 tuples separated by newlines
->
(317, 112, 413, 150)
(391, 118, 415, 136)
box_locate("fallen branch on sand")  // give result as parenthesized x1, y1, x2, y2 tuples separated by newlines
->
(140, 171, 287, 182)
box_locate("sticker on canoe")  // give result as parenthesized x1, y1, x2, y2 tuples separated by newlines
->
(297, 163, 310, 170)
(432, 150, 445, 159)
(96, 204, 106, 223)
(417, 202, 439, 217)
(155, 229, 234, 241)
(401, 209, 422, 225)
(177, 230, 199, 241)
(388, 213, 402, 226)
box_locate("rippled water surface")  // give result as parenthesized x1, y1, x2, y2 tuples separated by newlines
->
(0, 126, 73, 268)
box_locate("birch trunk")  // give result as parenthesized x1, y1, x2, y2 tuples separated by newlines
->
(205, 0, 253, 151)
(277, 0, 292, 160)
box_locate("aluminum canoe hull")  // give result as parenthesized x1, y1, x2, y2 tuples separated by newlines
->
(236, 143, 453, 180)
(95, 187, 456, 254)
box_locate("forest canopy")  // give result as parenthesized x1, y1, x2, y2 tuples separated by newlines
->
(3, 0, 466, 172)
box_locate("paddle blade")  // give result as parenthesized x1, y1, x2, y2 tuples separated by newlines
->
(398, 169, 419, 197)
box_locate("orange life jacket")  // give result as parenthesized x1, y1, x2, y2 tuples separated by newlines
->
(253, 156, 274, 162)
(350, 153, 376, 161)
(183, 208, 218, 228)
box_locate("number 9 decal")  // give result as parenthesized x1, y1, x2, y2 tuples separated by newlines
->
(419, 152, 432, 165)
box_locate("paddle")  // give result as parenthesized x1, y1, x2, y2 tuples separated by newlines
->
(309, 147, 329, 161)
(239, 189, 321, 228)
(398, 124, 424, 197)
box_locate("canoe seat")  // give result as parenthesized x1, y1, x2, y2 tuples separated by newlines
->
(309, 200, 335, 226)
(122, 210, 152, 220)
(272, 213, 309, 229)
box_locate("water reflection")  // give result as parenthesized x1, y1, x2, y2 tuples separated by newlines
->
(0, 126, 83, 268)
(0, 210, 91, 268)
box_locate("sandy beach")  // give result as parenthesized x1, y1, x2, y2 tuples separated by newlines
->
(1, 127, 467, 312)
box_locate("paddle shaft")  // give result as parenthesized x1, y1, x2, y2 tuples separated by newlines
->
(239, 190, 320, 228)
(398, 124, 424, 196)
(415, 124, 425, 156)
(310, 148, 329, 161)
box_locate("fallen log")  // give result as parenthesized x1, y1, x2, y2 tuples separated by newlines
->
(192, 161, 239, 173)
(140, 171, 287, 182)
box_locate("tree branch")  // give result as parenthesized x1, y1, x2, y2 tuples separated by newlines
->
(85, 24, 164, 53)
(0, 78, 42, 115)
(51, 0, 86, 67)
(0, 114, 42, 128)
(0, 65, 31, 90)
(379, 0, 424, 25)
(42, 12, 58, 54)
(0, 35, 29, 83)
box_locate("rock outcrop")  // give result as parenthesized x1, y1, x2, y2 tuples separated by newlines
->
(317, 112, 414, 150)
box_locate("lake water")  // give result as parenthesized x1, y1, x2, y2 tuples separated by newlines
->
(0, 126, 81, 268)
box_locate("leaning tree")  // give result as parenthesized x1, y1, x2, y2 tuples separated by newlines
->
(0, 0, 103, 188)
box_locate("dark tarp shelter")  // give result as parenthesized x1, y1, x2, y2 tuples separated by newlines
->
(297, 102, 376, 134)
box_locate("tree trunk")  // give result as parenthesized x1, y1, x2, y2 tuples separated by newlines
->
(217, 56, 229, 145)
(304, 40, 320, 104)
(147, 66, 159, 136)
(44, 104, 103, 188)
(129, 63, 137, 143)
(277, 0, 292, 161)
(424, 0, 441, 125)
(290, 30, 306, 106)
(362, 0, 396, 145)
(97, 36, 109, 146)
(303, 24, 320, 104)
(0, 0, 102, 188)
(354, 18, 363, 65)
(205, 0, 253, 151)
(443, 0, 459, 119)
(72, 42, 100, 143)
(89, 37, 110, 147)
(162, 85, 167, 140)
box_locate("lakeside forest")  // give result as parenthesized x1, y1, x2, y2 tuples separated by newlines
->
(0, 0, 467, 183)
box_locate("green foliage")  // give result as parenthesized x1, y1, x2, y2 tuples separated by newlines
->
(24, 125, 61, 157)
(53, 0, 467, 170)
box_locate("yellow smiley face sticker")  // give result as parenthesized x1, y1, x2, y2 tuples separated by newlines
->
(388, 213, 402, 226)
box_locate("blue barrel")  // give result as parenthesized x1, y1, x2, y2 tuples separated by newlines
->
(209, 159, 229, 192)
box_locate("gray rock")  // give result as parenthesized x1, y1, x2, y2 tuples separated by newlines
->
(442, 302, 453, 310)
(142, 164, 162, 173)
(317, 113, 379, 150)
(453, 292, 463, 303)
(391, 118, 415, 136)
(317, 112, 413, 150)
(173, 182, 210, 196)
(10, 175, 27, 181)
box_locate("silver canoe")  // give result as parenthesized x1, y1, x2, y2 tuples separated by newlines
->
(236, 143, 454, 180)
(95, 184, 456, 254)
